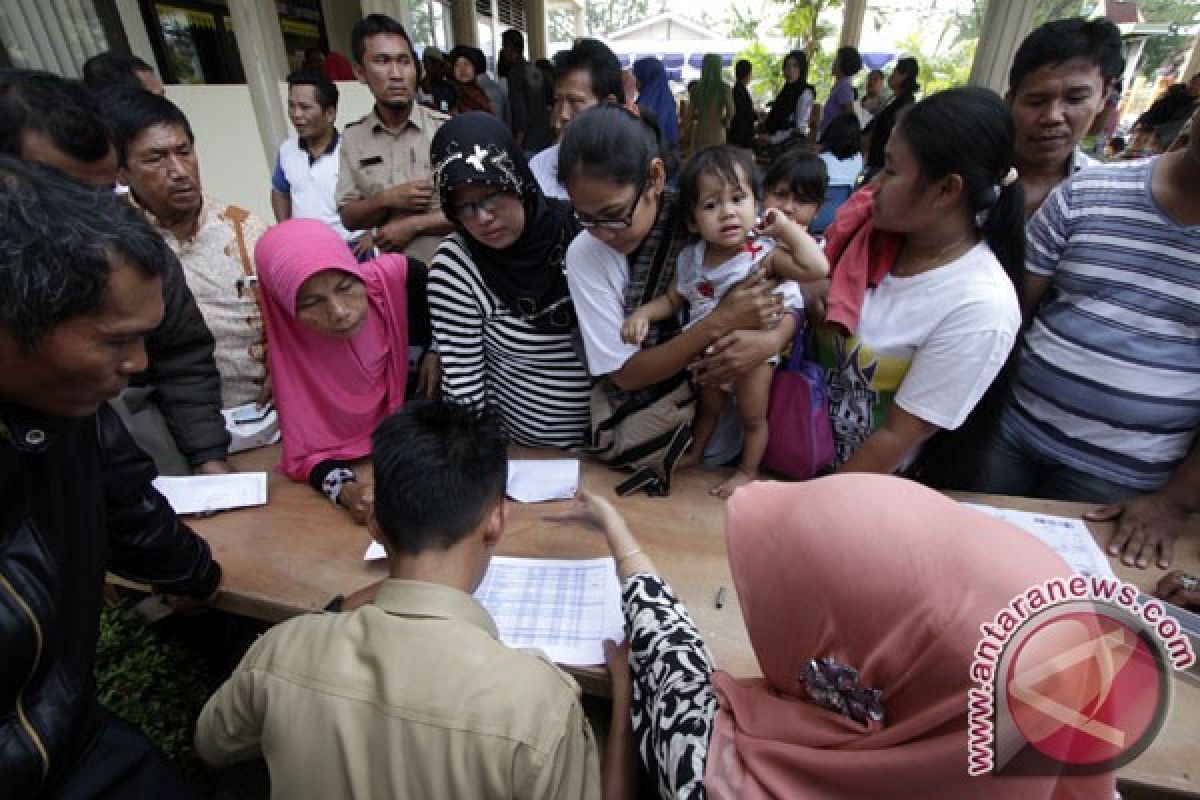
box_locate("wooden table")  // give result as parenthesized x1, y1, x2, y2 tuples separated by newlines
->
(147, 446, 1200, 796)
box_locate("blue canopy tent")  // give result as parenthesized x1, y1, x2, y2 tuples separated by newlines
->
(861, 52, 895, 70)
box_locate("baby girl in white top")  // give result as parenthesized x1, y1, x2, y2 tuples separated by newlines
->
(622, 146, 829, 497)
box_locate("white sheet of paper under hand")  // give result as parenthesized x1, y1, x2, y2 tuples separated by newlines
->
(505, 459, 580, 503)
(152, 473, 269, 515)
(961, 503, 1118, 580)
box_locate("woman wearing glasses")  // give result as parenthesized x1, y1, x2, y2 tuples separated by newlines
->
(427, 112, 591, 449)
(561, 105, 792, 493)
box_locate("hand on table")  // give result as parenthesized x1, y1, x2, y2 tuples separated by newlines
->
(339, 482, 375, 526)
(1154, 570, 1200, 610)
(193, 459, 233, 475)
(1088, 490, 1190, 568)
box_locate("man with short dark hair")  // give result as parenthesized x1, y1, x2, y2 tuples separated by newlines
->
(0, 70, 231, 474)
(0, 156, 222, 798)
(528, 38, 623, 199)
(1006, 16, 1124, 217)
(272, 69, 354, 243)
(106, 87, 268, 409)
(82, 51, 164, 94)
(197, 400, 633, 798)
(337, 14, 451, 264)
(501, 28, 554, 155)
(976, 98, 1200, 571)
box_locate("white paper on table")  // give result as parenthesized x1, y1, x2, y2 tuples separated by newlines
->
(962, 503, 1117, 580)
(506, 459, 580, 503)
(152, 473, 268, 515)
(474, 556, 624, 666)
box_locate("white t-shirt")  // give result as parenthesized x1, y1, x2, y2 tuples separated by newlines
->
(566, 230, 743, 463)
(819, 151, 864, 187)
(529, 143, 569, 201)
(814, 242, 1020, 464)
(675, 237, 803, 330)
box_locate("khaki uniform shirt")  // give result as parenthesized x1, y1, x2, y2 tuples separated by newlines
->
(195, 579, 601, 800)
(336, 104, 449, 263)
(134, 194, 266, 407)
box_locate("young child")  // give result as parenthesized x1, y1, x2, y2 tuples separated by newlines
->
(762, 148, 828, 231)
(621, 145, 829, 496)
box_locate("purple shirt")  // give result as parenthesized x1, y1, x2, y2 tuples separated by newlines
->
(820, 77, 855, 137)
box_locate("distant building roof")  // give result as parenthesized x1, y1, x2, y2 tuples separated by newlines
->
(607, 12, 714, 41)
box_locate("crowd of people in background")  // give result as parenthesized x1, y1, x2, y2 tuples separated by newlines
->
(1, 8, 1198, 799)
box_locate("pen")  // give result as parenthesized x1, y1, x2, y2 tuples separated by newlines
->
(715, 586, 727, 609)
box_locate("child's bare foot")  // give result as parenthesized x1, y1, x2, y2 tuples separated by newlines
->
(710, 469, 756, 498)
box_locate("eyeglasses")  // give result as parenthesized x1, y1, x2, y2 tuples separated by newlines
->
(573, 172, 647, 232)
(452, 189, 510, 221)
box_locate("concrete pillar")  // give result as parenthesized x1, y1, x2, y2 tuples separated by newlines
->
(839, 0, 866, 49)
(320, 0, 363, 57)
(228, 0, 290, 169)
(451, 0, 478, 46)
(360, 0, 413, 33)
(967, 0, 1037, 95)
(113, 0, 158, 72)
(573, 4, 584, 38)
(526, 0, 546, 59)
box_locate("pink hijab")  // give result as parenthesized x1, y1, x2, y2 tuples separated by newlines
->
(707, 475, 1115, 799)
(254, 219, 409, 480)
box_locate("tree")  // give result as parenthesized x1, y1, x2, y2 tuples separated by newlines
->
(587, 0, 655, 36)
(547, 8, 576, 43)
(1137, 0, 1200, 80)
(730, 0, 842, 103)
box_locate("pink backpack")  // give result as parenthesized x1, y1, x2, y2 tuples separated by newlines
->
(762, 331, 836, 480)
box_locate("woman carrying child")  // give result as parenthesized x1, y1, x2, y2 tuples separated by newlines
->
(561, 105, 793, 496)
(622, 146, 827, 496)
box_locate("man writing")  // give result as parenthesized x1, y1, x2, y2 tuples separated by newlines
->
(0, 157, 222, 797)
(196, 400, 634, 798)
(337, 14, 451, 265)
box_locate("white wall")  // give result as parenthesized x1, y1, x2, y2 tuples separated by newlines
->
(166, 80, 377, 224)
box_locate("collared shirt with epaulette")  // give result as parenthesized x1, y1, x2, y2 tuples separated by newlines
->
(335, 103, 448, 213)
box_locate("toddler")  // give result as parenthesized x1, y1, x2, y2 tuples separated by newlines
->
(622, 146, 829, 496)
(762, 148, 828, 230)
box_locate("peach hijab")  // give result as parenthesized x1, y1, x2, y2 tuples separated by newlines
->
(707, 475, 1115, 799)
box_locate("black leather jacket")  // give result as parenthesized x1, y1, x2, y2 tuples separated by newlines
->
(0, 403, 221, 797)
(131, 248, 231, 467)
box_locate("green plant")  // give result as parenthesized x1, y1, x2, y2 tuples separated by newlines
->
(94, 600, 213, 784)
